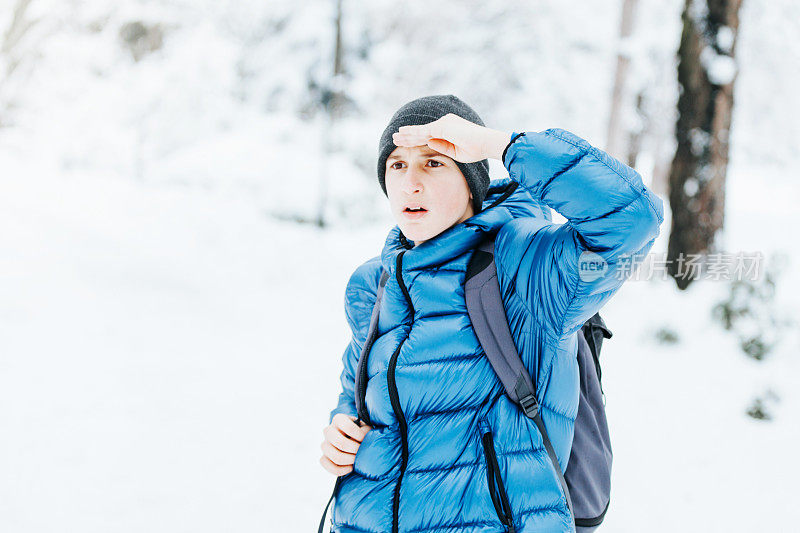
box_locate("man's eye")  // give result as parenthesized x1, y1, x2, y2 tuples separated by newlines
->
(390, 160, 441, 169)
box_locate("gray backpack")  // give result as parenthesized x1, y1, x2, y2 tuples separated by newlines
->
(319, 234, 613, 533)
(464, 235, 613, 532)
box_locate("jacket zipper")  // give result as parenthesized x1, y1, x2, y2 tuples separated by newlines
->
(388, 250, 412, 533)
(480, 428, 516, 533)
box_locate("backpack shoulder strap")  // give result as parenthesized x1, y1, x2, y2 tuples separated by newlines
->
(465, 234, 575, 521)
(354, 268, 390, 426)
(465, 236, 540, 417)
(319, 267, 389, 533)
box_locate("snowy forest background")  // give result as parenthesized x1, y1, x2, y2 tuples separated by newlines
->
(0, 0, 798, 531)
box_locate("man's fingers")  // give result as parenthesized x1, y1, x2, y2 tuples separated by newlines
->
(427, 138, 456, 159)
(399, 116, 449, 138)
(397, 123, 433, 137)
(320, 440, 356, 467)
(425, 116, 449, 139)
(323, 424, 360, 454)
(394, 115, 465, 152)
(333, 414, 370, 442)
(319, 455, 353, 476)
(395, 122, 437, 146)
(393, 132, 429, 148)
(332, 414, 363, 440)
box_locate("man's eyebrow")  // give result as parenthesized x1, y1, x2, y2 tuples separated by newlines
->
(387, 150, 444, 161)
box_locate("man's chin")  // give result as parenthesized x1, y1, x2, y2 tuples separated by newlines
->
(399, 225, 429, 241)
(400, 224, 442, 243)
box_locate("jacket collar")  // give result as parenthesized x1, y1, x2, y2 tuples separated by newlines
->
(380, 177, 551, 274)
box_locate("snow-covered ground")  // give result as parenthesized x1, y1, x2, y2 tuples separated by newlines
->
(1, 0, 798, 531)
(1, 152, 798, 532)
(0, 152, 382, 531)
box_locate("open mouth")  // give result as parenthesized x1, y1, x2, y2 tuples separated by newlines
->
(403, 205, 428, 218)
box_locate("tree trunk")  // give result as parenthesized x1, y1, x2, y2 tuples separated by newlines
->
(649, 130, 672, 199)
(667, 0, 742, 289)
(626, 91, 646, 169)
(315, 0, 346, 228)
(605, 0, 639, 159)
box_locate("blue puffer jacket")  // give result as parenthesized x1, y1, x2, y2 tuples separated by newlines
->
(328, 128, 664, 533)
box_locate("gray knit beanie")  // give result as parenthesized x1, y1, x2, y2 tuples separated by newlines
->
(377, 94, 490, 215)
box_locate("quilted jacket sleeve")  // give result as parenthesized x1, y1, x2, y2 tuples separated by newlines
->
(497, 128, 665, 337)
(328, 257, 382, 425)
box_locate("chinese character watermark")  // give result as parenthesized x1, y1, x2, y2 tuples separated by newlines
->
(606, 251, 764, 281)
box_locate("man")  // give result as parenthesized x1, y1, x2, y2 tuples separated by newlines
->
(320, 94, 663, 532)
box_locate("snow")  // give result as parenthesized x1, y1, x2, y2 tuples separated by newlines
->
(701, 45, 738, 85)
(717, 25, 735, 53)
(689, 127, 710, 157)
(1, 0, 799, 532)
(683, 177, 699, 197)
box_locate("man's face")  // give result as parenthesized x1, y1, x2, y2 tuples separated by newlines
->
(385, 145, 474, 246)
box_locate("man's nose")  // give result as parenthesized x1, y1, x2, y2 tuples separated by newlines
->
(401, 166, 424, 194)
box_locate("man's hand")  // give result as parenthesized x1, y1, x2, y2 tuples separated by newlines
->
(319, 413, 373, 476)
(392, 113, 510, 163)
